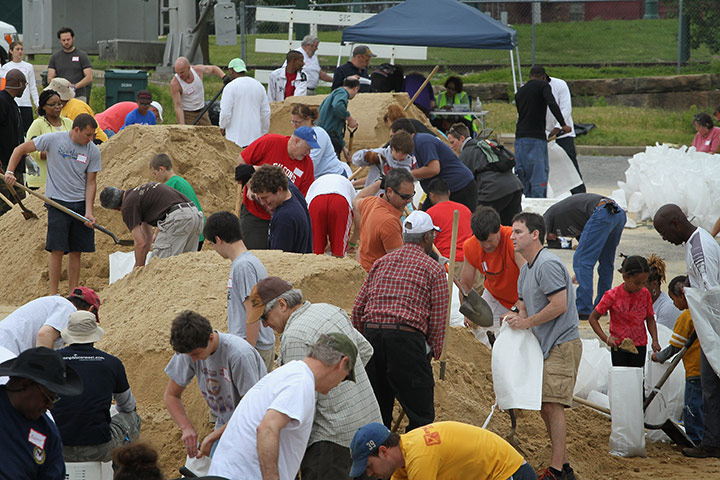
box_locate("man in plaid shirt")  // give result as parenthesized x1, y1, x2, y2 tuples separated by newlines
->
(353, 210, 449, 431)
(246, 276, 382, 480)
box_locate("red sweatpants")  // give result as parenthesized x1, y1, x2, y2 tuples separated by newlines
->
(308, 194, 352, 257)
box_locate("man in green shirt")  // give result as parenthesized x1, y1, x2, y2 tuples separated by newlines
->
(150, 153, 204, 249)
(317, 77, 359, 160)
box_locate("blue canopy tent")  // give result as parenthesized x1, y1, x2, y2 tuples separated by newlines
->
(342, 0, 522, 91)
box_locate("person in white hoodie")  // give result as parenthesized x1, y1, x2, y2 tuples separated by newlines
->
(0, 41, 39, 134)
(219, 58, 270, 148)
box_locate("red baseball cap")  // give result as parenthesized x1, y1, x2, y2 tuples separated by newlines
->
(69, 287, 101, 322)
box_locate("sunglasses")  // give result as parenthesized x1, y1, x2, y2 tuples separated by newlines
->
(36, 384, 61, 405)
(390, 189, 414, 201)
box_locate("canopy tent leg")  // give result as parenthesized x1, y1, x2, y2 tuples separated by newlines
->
(515, 47, 523, 84)
(510, 50, 518, 94)
(337, 42, 345, 68)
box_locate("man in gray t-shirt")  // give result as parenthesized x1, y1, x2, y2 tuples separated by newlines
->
(504, 212, 582, 480)
(164, 311, 266, 459)
(4, 114, 101, 295)
(47, 27, 93, 102)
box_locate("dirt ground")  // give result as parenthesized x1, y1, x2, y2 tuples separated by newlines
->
(0, 100, 718, 478)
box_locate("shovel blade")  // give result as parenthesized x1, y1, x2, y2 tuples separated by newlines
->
(661, 420, 696, 448)
(460, 289, 494, 327)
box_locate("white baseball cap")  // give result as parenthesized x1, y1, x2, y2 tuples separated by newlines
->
(150, 101, 164, 122)
(403, 210, 440, 234)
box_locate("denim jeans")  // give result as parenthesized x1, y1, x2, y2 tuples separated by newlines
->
(514, 137, 549, 198)
(684, 377, 704, 445)
(700, 350, 720, 447)
(572, 204, 626, 315)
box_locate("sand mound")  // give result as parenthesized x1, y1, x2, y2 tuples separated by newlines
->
(0, 125, 243, 303)
(95, 249, 367, 473)
(270, 92, 440, 152)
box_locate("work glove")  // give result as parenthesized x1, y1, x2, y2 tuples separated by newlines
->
(364, 151, 380, 166)
(235, 164, 255, 185)
(25, 156, 40, 176)
(222, 75, 232, 86)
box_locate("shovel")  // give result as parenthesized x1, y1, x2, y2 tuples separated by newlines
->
(345, 125, 358, 163)
(12, 182, 133, 246)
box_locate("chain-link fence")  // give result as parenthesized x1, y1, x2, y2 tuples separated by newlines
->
(231, 0, 716, 75)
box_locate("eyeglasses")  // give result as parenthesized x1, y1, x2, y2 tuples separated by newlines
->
(36, 384, 61, 405)
(290, 119, 304, 126)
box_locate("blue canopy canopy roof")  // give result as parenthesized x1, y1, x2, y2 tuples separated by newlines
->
(342, 0, 518, 51)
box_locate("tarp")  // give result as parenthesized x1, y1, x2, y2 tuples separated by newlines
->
(342, 0, 518, 50)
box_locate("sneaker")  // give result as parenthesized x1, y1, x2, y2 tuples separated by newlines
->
(562, 463, 577, 480)
(682, 445, 720, 458)
(537, 468, 562, 480)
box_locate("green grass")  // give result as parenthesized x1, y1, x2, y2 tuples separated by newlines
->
(484, 102, 698, 146)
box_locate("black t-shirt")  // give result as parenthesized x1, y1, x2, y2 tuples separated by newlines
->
(121, 182, 191, 230)
(332, 61, 371, 93)
(543, 193, 604, 239)
(48, 47, 92, 98)
(0, 90, 23, 168)
(515, 79, 565, 140)
(51, 344, 131, 446)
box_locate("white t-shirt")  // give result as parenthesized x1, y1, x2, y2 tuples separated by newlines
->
(305, 173, 356, 209)
(296, 47, 322, 89)
(209, 360, 316, 480)
(653, 291, 682, 330)
(545, 76, 575, 138)
(0, 60, 39, 108)
(219, 76, 271, 148)
(0, 296, 77, 354)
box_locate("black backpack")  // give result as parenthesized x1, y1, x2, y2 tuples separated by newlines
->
(475, 139, 515, 173)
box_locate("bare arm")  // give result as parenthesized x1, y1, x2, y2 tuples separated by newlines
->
(4, 140, 38, 186)
(196, 64, 225, 79)
(506, 290, 568, 330)
(411, 159, 441, 179)
(170, 78, 185, 125)
(163, 379, 198, 458)
(84, 171, 97, 226)
(459, 261, 477, 302)
(353, 179, 381, 210)
(47, 68, 57, 82)
(199, 423, 227, 458)
(75, 67, 93, 90)
(647, 315, 661, 352)
(131, 223, 153, 268)
(319, 71, 334, 83)
(36, 325, 60, 349)
(588, 308, 614, 346)
(712, 216, 720, 237)
(257, 409, 293, 480)
(243, 297, 260, 347)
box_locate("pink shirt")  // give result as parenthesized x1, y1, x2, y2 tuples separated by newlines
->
(692, 126, 720, 153)
(95, 102, 137, 133)
(595, 284, 654, 346)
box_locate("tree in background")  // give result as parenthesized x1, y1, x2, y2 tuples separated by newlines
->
(661, 0, 720, 60)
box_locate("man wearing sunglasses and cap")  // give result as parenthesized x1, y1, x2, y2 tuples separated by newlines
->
(0, 346, 83, 479)
(244, 276, 381, 479)
(209, 333, 358, 480)
(0, 286, 100, 355)
(51, 311, 141, 463)
(120, 90, 157, 130)
(353, 210, 449, 431)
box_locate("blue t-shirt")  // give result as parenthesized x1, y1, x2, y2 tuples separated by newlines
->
(413, 133, 473, 193)
(269, 182, 312, 253)
(0, 386, 65, 480)
(51, 344, 131, 446)
(120, 108, 157, 130)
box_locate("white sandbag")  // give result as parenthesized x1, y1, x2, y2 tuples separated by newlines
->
(547, 141, 582, 198)
(573, 338, 611, 398)
(184, 454, 212, 477)
(609, 366, 646, 457)
(491, 321, 543, 410)
(0, 346, 15, 385)
(109, 251, 152, 284)
(448, 277, 464, 328)
(685, 286, 720, 375)
(587, 390, 610, 412)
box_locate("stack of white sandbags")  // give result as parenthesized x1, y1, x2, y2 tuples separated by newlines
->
(616, 144, 720, 230)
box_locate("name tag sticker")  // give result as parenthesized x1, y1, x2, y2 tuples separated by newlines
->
(227, 276, 232, 289)
(28, 429, 46, 449)
(706, 140, 711, 146)
(222, 367, 231, 383)
(72, 56, 80, 62)
(293, 167, 304, 177)
(76, 154, 87, 164)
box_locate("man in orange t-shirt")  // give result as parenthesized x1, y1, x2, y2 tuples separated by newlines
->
(461, 206, 525, 344)
(234, 127, 317, 249)
(353, 168, 415, 272)
(425, 178, 472, 279)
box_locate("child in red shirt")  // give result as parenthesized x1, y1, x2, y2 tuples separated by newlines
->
(589, 255, 661, 367)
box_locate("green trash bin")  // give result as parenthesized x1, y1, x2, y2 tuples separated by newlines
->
(104, 69, 149, 109)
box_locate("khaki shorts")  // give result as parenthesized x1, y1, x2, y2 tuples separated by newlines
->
(542, 338, 582, 406)
(258, 346, 275, 373)
(183, 109, 211, 126)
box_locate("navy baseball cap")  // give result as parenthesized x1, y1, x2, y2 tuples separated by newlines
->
(349, 422, 391, 478)
(293, 126, 320, 149)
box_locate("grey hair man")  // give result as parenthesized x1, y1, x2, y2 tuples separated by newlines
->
(208, 333, 358, 480)
(100, 182, 203, 268)
(243, 276, 382, 480)
(296, 35, 334, 94)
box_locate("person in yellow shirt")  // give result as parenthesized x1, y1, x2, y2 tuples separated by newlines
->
(349, 421, 535, 480)
(652, 275, 702, 445)
(44, 77, 108, 143)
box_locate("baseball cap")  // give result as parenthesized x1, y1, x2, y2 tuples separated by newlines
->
(44, 77, 75, 101)
(293, 126, 320, 149)
(245, 277, 293, 326)
(349, 423, 391, 477)
(353, 45, 377, 57)
(403, 210, 440, 235)
(315, 332, 357, 383)
(228, 58, 247, 73)
(136, 90, 152, 104)
(150, 101, 164, 122)
(69, 286, 101, 321)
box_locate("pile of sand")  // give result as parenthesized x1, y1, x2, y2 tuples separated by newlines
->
(0, 125, 243, 304)
(96, 249, 367, 474)
(270, 92, 440, 152)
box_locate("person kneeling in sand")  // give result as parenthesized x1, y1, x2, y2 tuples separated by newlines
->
(100, 182, 203, 268)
